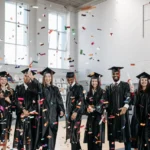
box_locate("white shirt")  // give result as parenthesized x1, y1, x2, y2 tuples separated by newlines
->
(113, 80, 129, 109)
(24, 83, 28, 90)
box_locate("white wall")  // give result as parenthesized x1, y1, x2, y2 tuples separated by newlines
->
(77, 0, 150, 84)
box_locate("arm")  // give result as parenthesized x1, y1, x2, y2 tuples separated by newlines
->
(55, 87, 65, 117)
(73, 85, 85, 114)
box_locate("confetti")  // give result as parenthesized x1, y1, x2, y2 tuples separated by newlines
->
(41, 26, 45, 29)
(108, 115, 115, 119)
(91, 42, 94, 45)
(24, 9, 30, 12)
(89, 54, 93, 56)
(110, 33, 113, 36)
(80, 6, 96, 11)
(48, 29, 53, 34)
(39, 53, 46, 56)
(43, 109, 47, 112)
(81, 14, 86, 16)
(97, 28, 102, 31)
(130, 63, 135, 66)
(18, 98, 24, 101)
(15, 65, 20, 68)
(40, 43, 44, 46)
(65, 26, 70, 30)
(32, 60, 38, 63)
(72, 29, 75, 35)
(82, 27, 86, 30)
(43, 14, 46, 17)
(80, 50, 83, 54)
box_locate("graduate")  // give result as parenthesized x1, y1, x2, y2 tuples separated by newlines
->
(134, 72, 150, 150)
(105, 66, 131, 150)
(84, 72, 106, 150)
(39, 67, 65, 150)
(13, 68, 41, 150)
(0, 71, 14, 149)
(65, 72, 84, 150)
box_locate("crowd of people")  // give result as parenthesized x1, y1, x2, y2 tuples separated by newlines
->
(0, 66, 149, 150)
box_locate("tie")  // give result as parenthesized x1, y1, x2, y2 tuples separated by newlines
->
(115, 83, 118, 86)
(69, 85, 72, 91)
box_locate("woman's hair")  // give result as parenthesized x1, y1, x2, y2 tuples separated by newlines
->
(89, 77, 101, 94)
(42, 73, 53, 87)
(137, 78, 150, 93)
(0, 77, 13, 96)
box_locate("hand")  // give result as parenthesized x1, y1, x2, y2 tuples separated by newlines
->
(39, 146, 43, 150)
(60, 111, 64, 117)
(23, 109, 29, 117)
(29, 111, 38, 115)
(5, 97, 11, 103)
(71, 112, 77, 120)
(0, 92, 4, 98)
(119, 107, 127, 115)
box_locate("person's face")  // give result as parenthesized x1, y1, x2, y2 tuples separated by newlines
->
(23, 74, 30, 84)
(140, 78, 148, 88)
(44, 73, 52, 85)
(91, 79, 98, 89)
(67, 77, 75, 85)
(112, 71, 120, 82)
(0, 77, 7, 86)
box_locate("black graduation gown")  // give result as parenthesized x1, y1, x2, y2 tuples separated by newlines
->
(0, 88, 13, 142)
(13, 79, 42, 150)
(40, 85, 65, 150)
(84, 88, 106, 150)
(130, 91, 138, 148)
(66, 83, 84, 144)
(135, 90, 150, 150)
(105, 81, 131, 142)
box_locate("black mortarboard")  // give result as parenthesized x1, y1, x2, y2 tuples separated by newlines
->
(87, 72, 103, 78)
(40, 67, 55, 76)
(66, 72, 75, 78)
(136, 72, 150, 79)
(0, 71, 11, 78)
(108, 66, 124, 72)
(21, 68, 36, 75)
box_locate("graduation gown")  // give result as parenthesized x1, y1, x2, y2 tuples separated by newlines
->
(0, 88, 13, 142)
(41, 85, 65, 150)
(130, 91, 138, 148)
(66, 83, 84, 143)
(135, 90, 150, 150)
(105, 81, 131, 142)
(84, 88, 106, 149)
(13, 79, 42, 150)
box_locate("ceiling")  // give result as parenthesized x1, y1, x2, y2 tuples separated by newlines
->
(46, 0, 102, 8)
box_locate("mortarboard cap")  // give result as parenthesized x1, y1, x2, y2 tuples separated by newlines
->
(136, 72, 150, 79)
(40, 67, 55, 76)
(108, 66, 124, 72)
(21, 68, 36, 75)
(66, 72, 75, 78)
(0, 71, 11, 78)
(87, 72, 103, 78)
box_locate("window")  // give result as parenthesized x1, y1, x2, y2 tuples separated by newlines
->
(48, 12, 69, 69)
(5, 1, 29, 65)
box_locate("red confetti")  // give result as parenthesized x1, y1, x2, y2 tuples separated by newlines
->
(91, 42, 94, 45)
(110, 33, 113, 36)
(82, 27, 86, 30)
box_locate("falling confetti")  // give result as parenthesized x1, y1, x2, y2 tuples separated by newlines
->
(48, 29, 53, 34)
(82, 27, 86, 30)
(80, 6, 96, 11)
